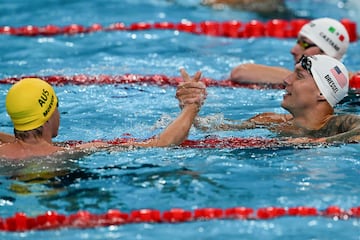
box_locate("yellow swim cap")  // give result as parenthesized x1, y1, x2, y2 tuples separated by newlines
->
(6, 78, 58, 131)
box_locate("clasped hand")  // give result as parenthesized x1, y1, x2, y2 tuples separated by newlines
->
(176, 68, 207, 110)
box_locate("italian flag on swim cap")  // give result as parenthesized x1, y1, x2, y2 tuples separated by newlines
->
(328, 25, 345, 42)
(308, 55, 349, 107)
(299, 18, 350, 60)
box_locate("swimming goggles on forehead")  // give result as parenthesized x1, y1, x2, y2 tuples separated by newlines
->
(296, 38, 318, 50)
(297, 55, 313, 77)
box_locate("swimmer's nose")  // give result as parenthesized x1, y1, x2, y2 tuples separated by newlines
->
(283, 73, 293, 86)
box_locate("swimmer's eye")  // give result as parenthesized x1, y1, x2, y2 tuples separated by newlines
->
(297, 38, 317, 50)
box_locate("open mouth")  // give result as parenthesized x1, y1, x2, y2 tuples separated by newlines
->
(284, 88, 292, 97)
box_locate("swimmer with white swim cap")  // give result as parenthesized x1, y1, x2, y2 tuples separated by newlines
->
(301, 54, 349, 107)
(179, 55, 360, 143)
(299, 18, 349, 60)
(230, 17, 353, 85)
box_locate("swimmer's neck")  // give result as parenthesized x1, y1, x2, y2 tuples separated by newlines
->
(15, 136, 53, 146)
(15, 138, 52, 145)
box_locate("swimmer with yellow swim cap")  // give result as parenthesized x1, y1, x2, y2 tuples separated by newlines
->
(6, 77, 59, 132)
(0, 78, 63, 159)
(0, 69, 207, 160)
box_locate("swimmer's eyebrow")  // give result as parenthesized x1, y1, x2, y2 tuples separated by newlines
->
(294, 66, 306, 79)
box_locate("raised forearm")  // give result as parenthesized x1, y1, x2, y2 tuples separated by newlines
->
(155, 104, 199, 146)
(132, 104, 199, 147)
(134, 68, 205, 147)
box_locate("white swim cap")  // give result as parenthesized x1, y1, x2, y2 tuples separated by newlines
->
(303, 55, 349, 107)
(299, 18, 349, 59)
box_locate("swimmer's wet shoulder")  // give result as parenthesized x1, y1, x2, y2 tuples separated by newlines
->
(0, 141, 63, 160)
(319, 114, 360, 143)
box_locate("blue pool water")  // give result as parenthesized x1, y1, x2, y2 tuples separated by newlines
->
(0, 0, 360, 239)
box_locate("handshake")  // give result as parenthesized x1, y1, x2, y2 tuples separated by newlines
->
(176, 68, 207, 111)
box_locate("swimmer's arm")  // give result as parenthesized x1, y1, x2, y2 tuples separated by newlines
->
(72, 141, 110, 149)
(323, 115, 360, 143)
(195, 112, 291, 131)
(124, 69, 205, 148)
(128, 104, 200, 147)
(194, 117, 256, 131)
(57, 103, 200, 150)
(247, 112, 292, 125)
(324, 127, 360, 143)
(69, 103, 200, 149)
(230, 63, 291, 84)
(0, 132, 15, 143)
(202, 0, 287, 13)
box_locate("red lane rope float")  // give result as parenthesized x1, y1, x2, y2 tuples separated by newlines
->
(64, 136, 340, 150)
(0, 74, 284, 89)
(1, 205, 359, 232)
(179, 137, 279, 149)
(2, 74, 360, 90)
(62, 137, 280, 149)
(0, 19, 357, 42)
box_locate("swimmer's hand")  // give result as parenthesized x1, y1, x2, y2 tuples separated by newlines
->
(176, 68, 207, 110)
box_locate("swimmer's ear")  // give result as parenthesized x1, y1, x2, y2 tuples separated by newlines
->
(317, 92, 327, 102)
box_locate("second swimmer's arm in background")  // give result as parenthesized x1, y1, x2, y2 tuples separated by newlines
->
(230, 63, 292, 85)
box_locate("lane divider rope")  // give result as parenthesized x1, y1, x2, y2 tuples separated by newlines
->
(1, 205, 359, 232)
(0, 19, 357, 41)
(0, 74, 283, 89)
(1, 74, 360, 89)
(1, 17, 358, 234)
(64, 137, 280, 149)
(63, 136, 354, 150)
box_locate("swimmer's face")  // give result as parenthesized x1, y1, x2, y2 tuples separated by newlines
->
(281, 56, 321, 113)
(290, 36, 324, 63)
